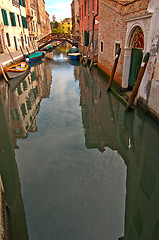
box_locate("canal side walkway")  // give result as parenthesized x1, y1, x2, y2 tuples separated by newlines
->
(0, 47, 35, 68)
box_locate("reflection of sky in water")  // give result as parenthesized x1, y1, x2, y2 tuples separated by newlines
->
(53, 53, 68, 62)
(15, 58, 126, 240)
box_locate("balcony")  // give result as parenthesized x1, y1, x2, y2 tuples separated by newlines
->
(26, 10, 33, 19)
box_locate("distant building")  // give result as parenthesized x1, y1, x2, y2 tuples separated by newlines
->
(45, 11, 51, 35)
(52, 15, 56, 22)
(30, 0, 46, 38)
(26, 0, 39, 47)
(71, 0, 79, 39)
(61, 18, 72, 36)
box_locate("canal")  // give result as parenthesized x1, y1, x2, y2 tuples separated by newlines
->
(0, 44, 159, 240)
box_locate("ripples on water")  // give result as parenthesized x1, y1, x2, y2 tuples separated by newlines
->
(0, 45, 159, 240)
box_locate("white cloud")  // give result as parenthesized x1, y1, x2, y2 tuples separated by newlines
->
(45, 2, 71, 21)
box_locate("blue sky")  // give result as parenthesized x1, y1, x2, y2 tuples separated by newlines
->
(45, 0, 72, 22)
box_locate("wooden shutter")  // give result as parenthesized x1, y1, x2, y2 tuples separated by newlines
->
(10, 12, 16, 26)
(1, 9, 9, 26)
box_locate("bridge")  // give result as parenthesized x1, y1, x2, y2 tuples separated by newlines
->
(37, 33, 78, 50)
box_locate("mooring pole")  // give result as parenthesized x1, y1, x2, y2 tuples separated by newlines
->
(107, 47, 121, 91)
(5, 45, 16, 64)
(127, 52, 150, 111)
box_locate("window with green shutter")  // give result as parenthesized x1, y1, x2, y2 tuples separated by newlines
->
(10, 109, 20, 121)
(19, 0, 26, 7)
(22, 0, 26, 7)
(21, 103, 27, 117)
(9, 12, 16, 26)
(1, 9, 9, 26)
(21, 16, 27, 28)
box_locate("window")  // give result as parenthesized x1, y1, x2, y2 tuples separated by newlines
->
(12, 0, 19, 6)
(79, 7, 81, 20)
(19, 0, 26, 7)
(115, 43, 120, 56)
(1, 9, 9, 26)
(92, 0, 94, 11)
(84, 1, 86, 17)
(82, 5, 83, 19)
(101, 42, 103, 53)
(21, 16, 27, 28)
(17, 15, 21, 26)
(6, 33, 11, 46)
(9, 12, 16, 26)
(24, 35, 27, 44)
(68, 27, 70, 30)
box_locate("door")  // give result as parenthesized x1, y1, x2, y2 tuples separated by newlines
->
(128, 48, 143, 88)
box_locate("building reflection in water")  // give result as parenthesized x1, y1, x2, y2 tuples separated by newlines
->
(76, 65, 159, 240)
(0, 59, 52, 239)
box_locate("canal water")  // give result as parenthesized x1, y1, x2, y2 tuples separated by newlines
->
(0, 44, 159, 240)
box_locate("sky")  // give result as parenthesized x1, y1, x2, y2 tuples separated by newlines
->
(45, 0, 72, 22)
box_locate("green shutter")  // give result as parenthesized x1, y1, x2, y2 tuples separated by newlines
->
(21, 103, 27, 117)
(22, 16, 27, 28)
(22, 0, 26, 7)
(10, 12, 16, 26)
(22, 80, 27, 90)
(31, 71, 35, 81)
(84, 30, 89, 46)
(1, 9, 9, 26)
(26, 100, 31, 110)
(10, 109, 20, 121)
(19, 0, 26, 7)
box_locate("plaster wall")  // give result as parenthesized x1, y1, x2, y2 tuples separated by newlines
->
(138, 0, 159, 117)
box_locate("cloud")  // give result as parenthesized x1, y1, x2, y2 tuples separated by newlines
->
(45, 2, 71, 21)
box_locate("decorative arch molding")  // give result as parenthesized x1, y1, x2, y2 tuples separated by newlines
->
(126, 24, 145, 49)
(122, 13, 152, 89)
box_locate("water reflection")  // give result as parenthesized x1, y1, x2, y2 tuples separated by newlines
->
(9, 60, 52, 148)
(76, 65, 159, 239)
(0, 58, 52, 239)
(0, 48, 159, 239)
(0, 96, 28, 239)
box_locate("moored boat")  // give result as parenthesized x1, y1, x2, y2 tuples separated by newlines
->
(41, 44, 53, 52)
(68, 53, 81, 60)
(26, 51, 43, 63)
(4, 62, 29, 79)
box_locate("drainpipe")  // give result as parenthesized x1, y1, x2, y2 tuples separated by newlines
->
(92, 0, 99, 47)
(84, 0, 99, 65)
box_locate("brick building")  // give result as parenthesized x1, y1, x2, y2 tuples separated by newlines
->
(98, 0, 149, 86)
(98, 0, 159, 119)
(79, 0, 99, 54)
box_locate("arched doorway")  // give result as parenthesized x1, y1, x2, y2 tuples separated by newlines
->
(128, 26, 144, 88)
